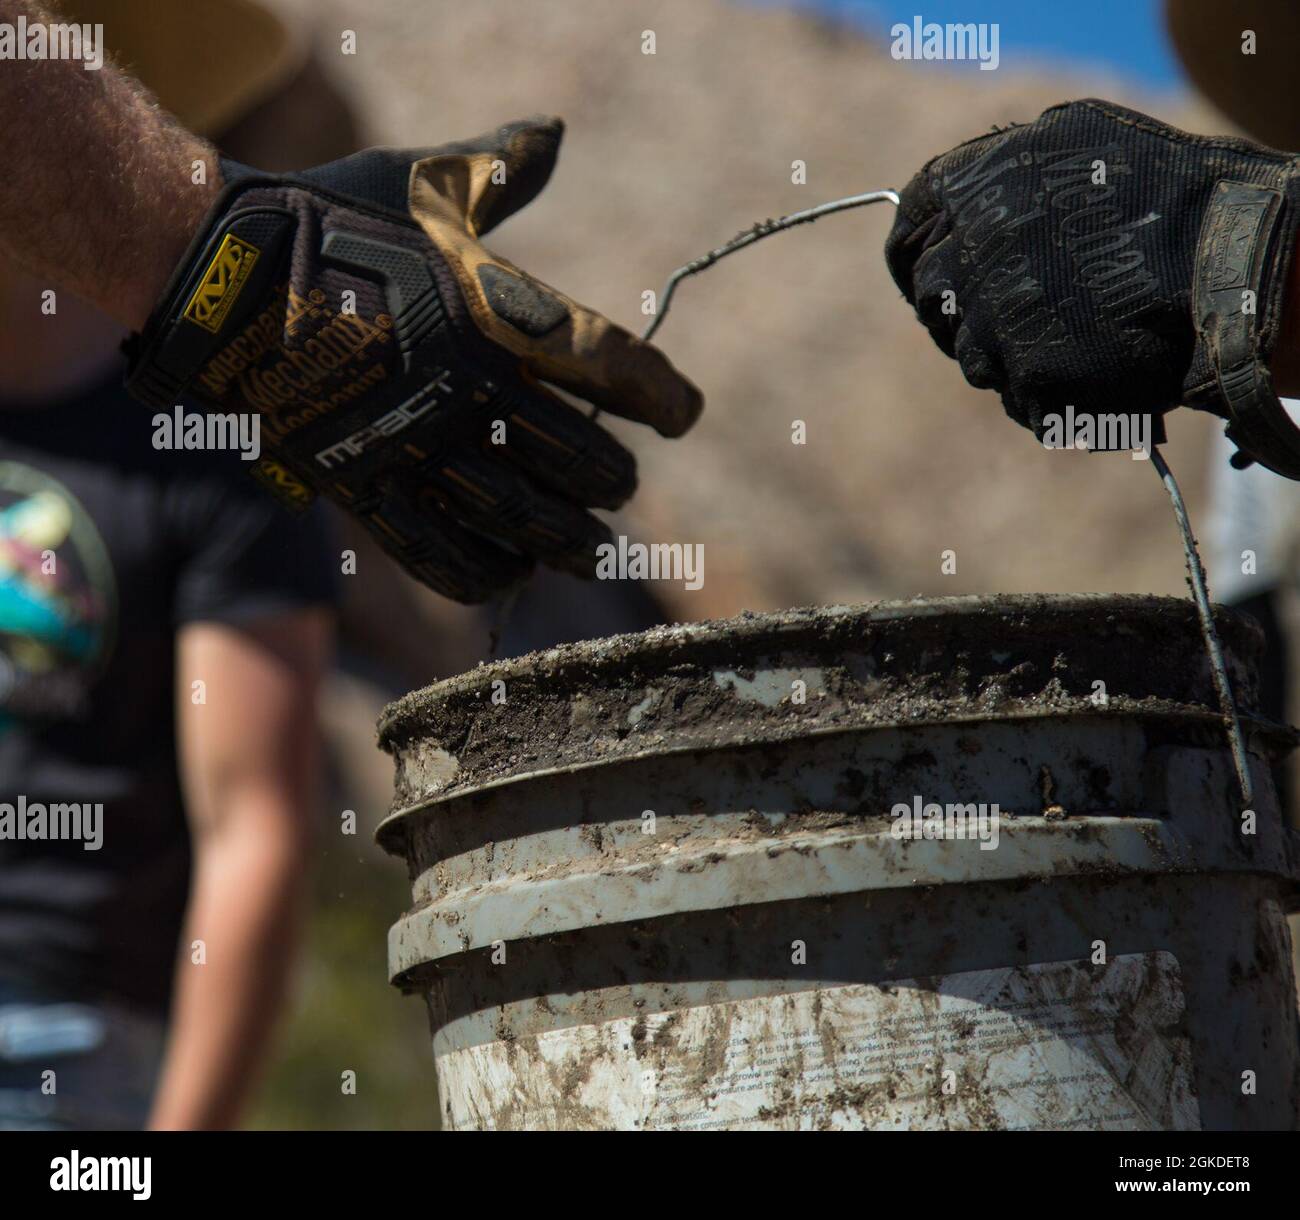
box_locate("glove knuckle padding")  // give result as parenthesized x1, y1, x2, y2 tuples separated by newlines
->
(124, 122, 702, 600)
(884, 96, 1300, 474)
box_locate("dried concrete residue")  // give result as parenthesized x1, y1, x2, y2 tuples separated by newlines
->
(376, 594, 1276, 818)
(714, 666, 827, 706)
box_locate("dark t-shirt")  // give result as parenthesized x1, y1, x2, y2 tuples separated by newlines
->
(0, 373, 335, 1014)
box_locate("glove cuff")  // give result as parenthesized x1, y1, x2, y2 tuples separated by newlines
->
(122, 168, 297, 409)
(217, 154, 259, 188)
(1188, 177, 1300, 477)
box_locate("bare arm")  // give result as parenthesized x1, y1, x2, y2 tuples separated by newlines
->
(151, 610, 331, 1131)
(0, 0, 218, 329)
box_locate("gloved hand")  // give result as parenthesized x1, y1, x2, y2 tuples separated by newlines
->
(124, 118, 702, 602)
(885, 98, 1300, 478)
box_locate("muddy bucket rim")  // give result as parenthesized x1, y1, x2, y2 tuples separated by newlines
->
(378, 594, 1262, 741)
(374, 595, 1283, 843)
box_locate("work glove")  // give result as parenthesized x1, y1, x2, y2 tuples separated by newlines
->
(885, 98, 1300, 478)
(124, 118, 702, 602)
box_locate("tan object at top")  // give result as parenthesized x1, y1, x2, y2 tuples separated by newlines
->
(1166, 0, 1300, 151)
(48, 0, 304, 136)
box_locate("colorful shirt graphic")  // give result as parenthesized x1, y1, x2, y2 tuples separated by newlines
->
(0, 463, 117, 722)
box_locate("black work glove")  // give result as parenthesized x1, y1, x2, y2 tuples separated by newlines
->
(125, 118, 702, 602)
(885, 98, 1300, 478)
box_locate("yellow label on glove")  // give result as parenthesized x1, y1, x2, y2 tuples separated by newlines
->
(184, 233, 260, 334)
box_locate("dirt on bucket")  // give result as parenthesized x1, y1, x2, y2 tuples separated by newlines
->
(377, 593, 1279, 830)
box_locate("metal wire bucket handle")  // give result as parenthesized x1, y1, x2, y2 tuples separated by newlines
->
(640, 189, 901, 343)
(631, 187, 1257, 812)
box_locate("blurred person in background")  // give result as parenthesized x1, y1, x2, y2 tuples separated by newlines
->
(0, 0, 344, 1130)
(0, 0, 702, 1129)
(1204, 428, 1300, 781)
(1167, 0, 1300, 819)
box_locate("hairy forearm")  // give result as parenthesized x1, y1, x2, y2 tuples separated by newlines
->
(149, 810, 310, 1131)
(0, 0, 219, 328)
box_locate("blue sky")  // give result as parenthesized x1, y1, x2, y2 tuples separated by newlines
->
(769, 0, 1185, 92)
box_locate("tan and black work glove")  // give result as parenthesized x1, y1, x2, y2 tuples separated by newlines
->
(124, 118, 702, 601)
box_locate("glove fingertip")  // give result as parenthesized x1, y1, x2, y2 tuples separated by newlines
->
(653, 377, 705, 439)
(504, 114, 565, 158)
